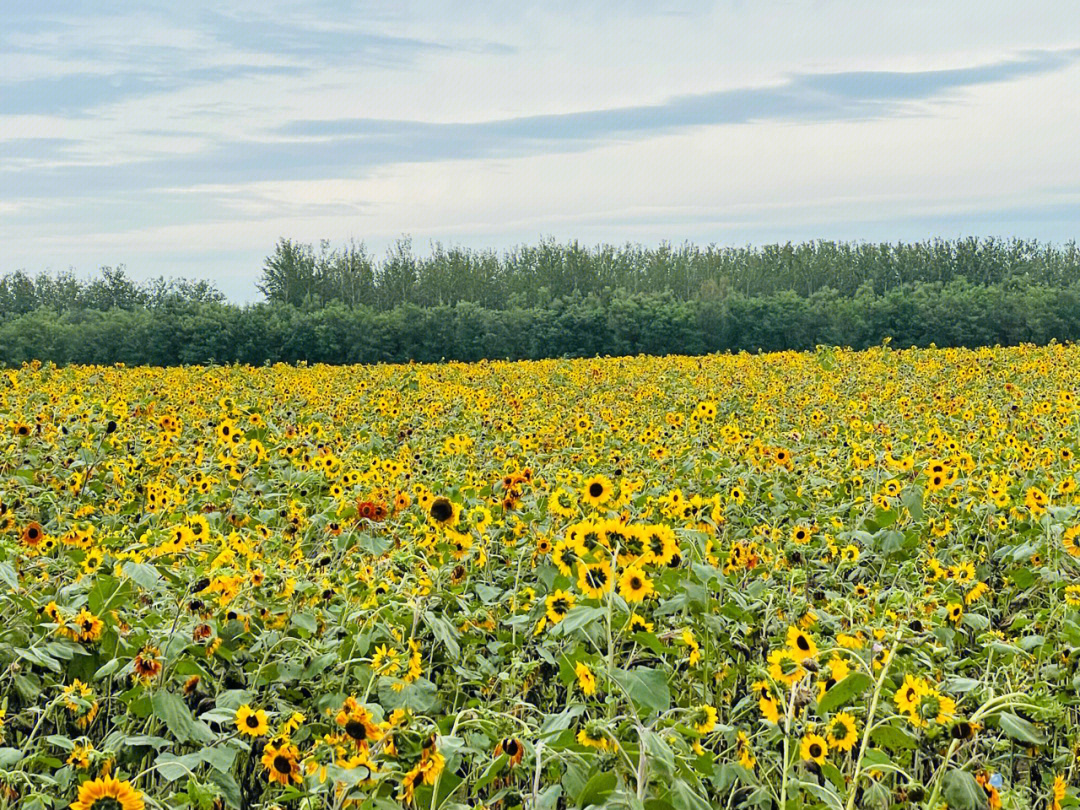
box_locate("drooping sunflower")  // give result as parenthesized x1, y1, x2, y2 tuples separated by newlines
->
(574, 661, 598, 696)
(131, 645, 162, 685)
(262, 741, 303, 786)
(577, 562, 613, 599)
(552, 538, 582, 577)
(71, 608, 104, 643)
(70, 776, 145, 810)
(494, 737, 525, 767)
(691, 704, 718, 735)
(576, 722, 611, 750)
(235, 704, 269, 737)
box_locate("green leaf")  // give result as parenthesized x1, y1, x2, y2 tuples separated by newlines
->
(870, 724, 917, 750)
(291, 612, 317, 634)
(473, 754, 507, 794)
(611, 667, 670, 714)
(0, 562, 17, 591)
(94, 658, 122, 681)
(424, 611, 461, 659)
(576, 771, 616, 808)
(152, 690, 215, 745)
(670, 780, 712, 810)
(997, 712, 1047, 745)
(378, 677, 439, 713)
(122, 561, 163, 592)
(942, 769, 989, 810)
(155, 751, 203, 782)
(0, 748, 21, 768)
(555, 606, 606, 635)
(817, 673, 872, 715)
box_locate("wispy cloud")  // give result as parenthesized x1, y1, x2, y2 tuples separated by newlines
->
(281, 49, 1080, 149)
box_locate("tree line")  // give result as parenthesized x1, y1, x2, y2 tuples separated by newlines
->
(1, 237, 1078, 366)
(256, 236, 1080, 310)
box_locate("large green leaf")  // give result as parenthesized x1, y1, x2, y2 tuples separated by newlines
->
(817, 673, 871, 715)
(152, 690, 215, 745)
(611, 667, 670, 714)
(942, 770, 989, 810)
(576, 771, 616, 809)
(998, 712, 1047, 745)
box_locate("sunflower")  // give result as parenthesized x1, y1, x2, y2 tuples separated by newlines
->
(576, 722, 611, 750)
(692, 704, 718, 735)
(552, 538, 582, 577)
(545, 589, 576, 624)
(575, 661, 598, 696)
(71, 608, 104, 643)
(894, 674, 927, 714)
(946, 602, 964, 624)
(235, 704, 269, 737)
(827, 712, 858, 753)
(786, 626, 818, 661)
(70, 776, 145, 810)
(617, 565, 654, 603)
(799, 732, 828, 764)
(581, 475, 613, 508)
(1067, 585, 1080, 607)
(131, 645, 162, 685)
(548, 487, 577, 518)
(577, 562, 613, 599)
(641, 525, 679, 566)
(628, 613, 654, 633)
(767, 648, 806, 686)
(429, 496, 457, 526)
(495, 737, 525, 767)
(262, 741, 303, 786)
(21, 521, 43, 547)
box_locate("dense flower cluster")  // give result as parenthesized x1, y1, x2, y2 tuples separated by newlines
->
(0, 344, 1077, 808)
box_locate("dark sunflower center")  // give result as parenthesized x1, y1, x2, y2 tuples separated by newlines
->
(629, 576, 643, 590)
(809, 743, 822, 757)
(246, 716, 260, 728)
(89, 799, 123, 810)
(588, 483, 603, 498)
(796, 636, 810, 651)
(345, 719, 368, 740)
(505, 739, 519, 756)
(586, 569, 607, 588)
(552, 598, 569, 615)
(431, 499, 453, 522)
(274, 754, 292, 773)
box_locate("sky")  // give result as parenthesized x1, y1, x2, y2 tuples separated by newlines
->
(2, 1, 1078, 301)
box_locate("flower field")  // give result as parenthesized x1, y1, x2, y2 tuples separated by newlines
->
(2, 344, 1080, 810)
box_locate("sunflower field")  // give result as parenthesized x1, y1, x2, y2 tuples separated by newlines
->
(2, 344, 1080, 810)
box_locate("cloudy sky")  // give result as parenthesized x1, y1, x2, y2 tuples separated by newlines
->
(3, 1, 1078, 300)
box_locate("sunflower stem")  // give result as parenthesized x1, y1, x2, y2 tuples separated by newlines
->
(844, 632, 900, 810)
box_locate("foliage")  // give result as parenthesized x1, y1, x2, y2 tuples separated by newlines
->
(0, 346, 1078, 809)
(3, 278, 1080, 365)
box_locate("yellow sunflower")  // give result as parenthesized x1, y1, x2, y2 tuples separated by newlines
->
(235, 704, 269, 737)
(70, 776, 145, 810)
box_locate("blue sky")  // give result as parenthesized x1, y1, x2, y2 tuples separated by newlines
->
(2, 2, 1078, 301)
